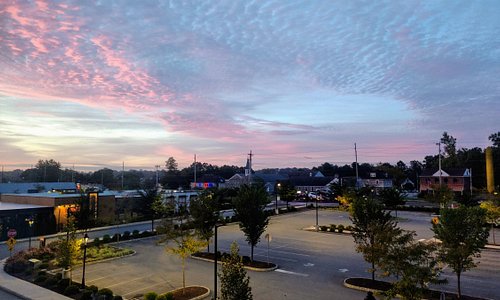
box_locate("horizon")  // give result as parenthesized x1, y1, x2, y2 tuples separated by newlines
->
(1, 1, 499, 171)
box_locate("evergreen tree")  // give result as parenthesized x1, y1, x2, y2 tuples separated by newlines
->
(219, 242, 252, 300)
(189, 189, 219, 252)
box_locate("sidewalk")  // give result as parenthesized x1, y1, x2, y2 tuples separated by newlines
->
(0, 259, 71, 300)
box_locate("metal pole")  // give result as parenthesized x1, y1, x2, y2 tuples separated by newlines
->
(82, 243, 87, 287)
(214, 225, 218, 300)
(315, 197, 319, 232)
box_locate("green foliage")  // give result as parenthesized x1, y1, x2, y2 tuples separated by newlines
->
(167, 234, 207, 290)
(81, 290, 93, 300)
(56, 217, 81, 272)
(34, 275, 47, 283)
(63, 284, 80, 296)
(98, 288, 114, 300)
(57, 278, 70, 291)
(233, 184, 271, 261)
(189, 189, 220, 248)
(337, 224, 344, 233)
(144, 292, 158, 300)
(425, 184, 455, 208)
(378, 188, 406, 209)
(219, 242, 253, 300)
(489, 131, 500, 147)
(329, 224, 337, 231)
(432, 206, 489, 298)
(113, 296, 123, 300)
(350, 196, 400, 281)
(102, 234, 111, 243)
(157, 293, 173, 300)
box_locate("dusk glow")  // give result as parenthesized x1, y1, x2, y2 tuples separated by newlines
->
(1, 1, 499, 171)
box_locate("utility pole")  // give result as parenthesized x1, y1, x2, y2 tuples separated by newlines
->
(155, 165, 161, 187)
(193, 154, 197, 187)
(436, 142, 442, 185)
(121, 161, 124, 190)
(354, 143, 359, 189)
(248, 150, 253, 184)
(1, 165, 3, 183)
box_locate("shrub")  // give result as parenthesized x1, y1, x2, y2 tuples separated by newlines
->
(54, 272, 62, 281)
(57, 278, 70, 290)
(330, 224, 337, 232)
(231, 215, 238, 222)
(92, 237, 101, 247)
(4, 251, 30, 273)
(320, 225, 328, 231)
(64, 284, 80, 295)
(38, 262, 49, 269)
(158, 293, 174, 300)
(144, 292, 158, 300)
(345, 225, 354, 232)
(34, 275, 47, 284)
(337, 224, 345, 233)
(123, 231, 131, 240)
(132, 230, 140, 237)
(81, 289, 94, 300)
(98, 288, 114, 300)
(113, 296, 123, 300)
(112, 233, 121, 241)
(88, 285, 99, 293)
(37, 270, 47, 276)
(102, 234, 111, 243)
(242, 256, 251, 265)
(44, 277, 58, 287)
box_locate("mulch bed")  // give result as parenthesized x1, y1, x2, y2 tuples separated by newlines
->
(171, 286, 209, 300)
(192, 251, 276, 269)
(345, 277, 488, 300)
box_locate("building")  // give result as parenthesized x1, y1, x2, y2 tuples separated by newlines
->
(0, 202, 56, 241)
(419, 168, 471, 194)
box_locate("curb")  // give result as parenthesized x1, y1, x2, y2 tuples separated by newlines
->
(342, 278, 378, 294)
(190, 255, 278, 272)
(169, 285, 210, 300)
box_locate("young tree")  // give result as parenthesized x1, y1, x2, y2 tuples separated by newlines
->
(219, 242, 253, 300)
(480, 198, 500, 244)
(426, 184, 455, 209)
(138, 188, 163, 231)
(233, 184, 270, 261)
(432, 206, 489, 299)
(167, 234, 207, 294)
(189, 190, 219, 252)
(378, 188, 406, 218)
(350, 196, 399, 281)
(165, 157, 178, 173)
(56, 216, 81, 281)
(277, 181, 296, 209)
(381, 231, 445, 300)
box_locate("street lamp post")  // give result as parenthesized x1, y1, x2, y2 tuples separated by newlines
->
(213, 223, 222, 300)
(81, 233, 89, 288)
(315, 196, 319, 232)
(275, 183, 281, 215)
(25, 217, 34, 249)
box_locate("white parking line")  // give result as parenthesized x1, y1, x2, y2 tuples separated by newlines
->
(104, 276, 145, 288)
(275, 269, 309, 277)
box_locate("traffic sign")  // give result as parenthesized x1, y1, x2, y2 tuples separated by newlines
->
(7, 229, 17, 238)
(6, 237, 16, 252)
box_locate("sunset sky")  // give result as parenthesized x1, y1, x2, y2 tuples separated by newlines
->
(1, 1, 499, 171)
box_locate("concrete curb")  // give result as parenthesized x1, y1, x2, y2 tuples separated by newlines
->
(342, 278, 378, 294)
(169, 285, 210, 300)
(190, 255, 278, 272)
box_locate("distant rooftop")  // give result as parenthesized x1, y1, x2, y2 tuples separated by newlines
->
(0, 182, 77, 194)
(0, 201, 50, 211)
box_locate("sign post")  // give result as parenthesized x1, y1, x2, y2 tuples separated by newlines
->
(6, 237, 16, 257)
(265, 233, 272, 266)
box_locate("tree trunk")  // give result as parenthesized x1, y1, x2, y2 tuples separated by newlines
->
(457, 271, 461, 299)
(182, 257, 186, 294)
(251, 245, 254, 262)
(151, 219, 154, 232)
(207, 239, 210, 253)
(492, 225, 496, 245)
(371, 260, 375, 281)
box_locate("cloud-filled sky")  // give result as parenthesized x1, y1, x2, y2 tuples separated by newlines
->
(1, 0, 499, 171)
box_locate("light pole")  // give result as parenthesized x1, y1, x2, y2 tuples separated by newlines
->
(213, 223, 222, 300)
(81, 233, 89, 288)
(275, 183, 281, 215)
(315, 195, 319, 232)
(25, 217, 34, 249)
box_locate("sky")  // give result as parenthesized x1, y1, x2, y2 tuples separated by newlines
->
(1, 0, 499, 171)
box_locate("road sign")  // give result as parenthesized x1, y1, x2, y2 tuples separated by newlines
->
(6, 237, 16, 252)
(265, 233, 272, 242)
(7, 229, 17, 238)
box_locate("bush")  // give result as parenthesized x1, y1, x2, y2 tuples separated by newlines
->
(102, 234, 111, 243)
(88, 285, 99, 293)
(57, 278, 70, 290)
(64, 284, 80, 296)
(144, 292, 158, 300)
(330, 224, 337, 232)
(81, 289, 94, 300)
(98, 288, 114, 300)
(44, 277, 58, 287)
(345, 225, 354, 232)
(34, 275, 47, 284)
(158, 293, 174, 300)
(37, 270, 47, 276)
(242, 256, 251, 265)
(113, 296, 123, 300)
(337, 224, 345, 233)
(320, 225, 328, 231)
(92, 237, 101, 247)
(54, 273, 62, 280)
(132, 230, 140, 237)
(122, 231, 131, 240)
(38, 262, 49, 269)
(112, 233, 121, 241)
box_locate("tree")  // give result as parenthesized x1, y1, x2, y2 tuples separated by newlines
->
(166, 233, 207, 295)
(480, 198, 500, 245)
(165, 157, 178, 173)
(189, 190, 219, 252)
(277, 181, 296, 209)
(219, 242, 253, 300)
(73, 193, 94, 230)
(350, 196, 399, 281)
(378, 188, 406, 218)
(56, 216, 81, 281)
(426, 184, 455, 209)
(441, 132, 457, 158)
(381, 231, 444, 300)
(138, 188, 164, 231)
(489, 131, 500, 147)
(432, 206, 489, 299)
(233, 184, 270, 261)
